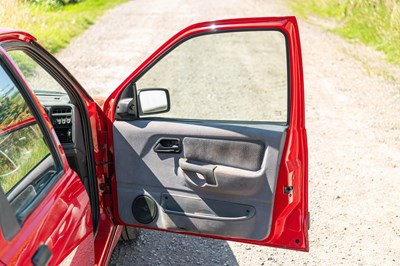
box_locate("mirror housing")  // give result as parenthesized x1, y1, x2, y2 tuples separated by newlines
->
(138, 88, 170, 115)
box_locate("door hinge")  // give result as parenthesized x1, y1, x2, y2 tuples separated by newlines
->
(96, 131, 111, 166)
(284, 186, 293, 194)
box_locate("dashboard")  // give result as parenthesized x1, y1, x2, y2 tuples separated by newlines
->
(36, 91, 75, 145)
(36, 91, 88, 184)
(47, 105, 74, 144)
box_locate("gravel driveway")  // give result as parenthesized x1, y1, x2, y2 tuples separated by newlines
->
(56, 0, 400, 265)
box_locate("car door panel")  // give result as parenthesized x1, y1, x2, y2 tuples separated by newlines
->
(105, 16, 308, 251)
(113, 120, 286, 240)
(0, 46, 95, 265)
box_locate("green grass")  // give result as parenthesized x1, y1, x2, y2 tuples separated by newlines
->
(0, 0, 128, 54)
(0, 87, 49, 192)
(289, 0, 400, 64)
(7, 51, 37, 79)
(0, 125, 50, 193)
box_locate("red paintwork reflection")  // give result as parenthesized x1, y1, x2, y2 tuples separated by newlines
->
(103, 17, 308, 251)
(0, 169, 94, 265)
(0, 116, 35, 134)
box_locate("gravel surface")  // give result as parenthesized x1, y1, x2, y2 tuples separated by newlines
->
(56, 0, 400, 265)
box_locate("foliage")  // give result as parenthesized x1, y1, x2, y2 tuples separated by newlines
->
(0, 0, 127, 54)
(28, 0, 81, 6)
(0, 77, 32, 130)
(0, 91, 32, 130)
(290, 0, 400, 64)
(0, 125, 50, 193)
(0, 59, 49, 194)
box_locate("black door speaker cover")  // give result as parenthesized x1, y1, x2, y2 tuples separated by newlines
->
(131, 195, 158, 224)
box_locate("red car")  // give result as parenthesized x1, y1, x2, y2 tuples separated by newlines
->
(0, 17, 308, 265)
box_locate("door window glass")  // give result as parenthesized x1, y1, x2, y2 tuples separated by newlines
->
(7, 50, 69, 103)
(136, 31, 288, 123)
(0, 63, 55, 198)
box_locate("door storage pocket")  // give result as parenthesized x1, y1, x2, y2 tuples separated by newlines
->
(161, 193, 255, 221)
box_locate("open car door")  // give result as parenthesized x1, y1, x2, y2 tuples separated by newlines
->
(103, 16, 308, 251)
(0, 46, 94, 265)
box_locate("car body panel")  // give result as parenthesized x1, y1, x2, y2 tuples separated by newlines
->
(0, 169, 94, 265)
(0, 42, 97, 265)
(0, 28, 36, 43)
(0, 36, 119, 264)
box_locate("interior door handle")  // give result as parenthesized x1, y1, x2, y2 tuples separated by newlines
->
(32, 245, 52, 266)
(179, 158, 217, 185)
(154, 138, 181, 153)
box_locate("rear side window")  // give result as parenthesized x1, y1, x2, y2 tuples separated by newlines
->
(0, 63, 56, 211)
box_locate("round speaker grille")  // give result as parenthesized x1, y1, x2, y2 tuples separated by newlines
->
(131, 195, 158, 224)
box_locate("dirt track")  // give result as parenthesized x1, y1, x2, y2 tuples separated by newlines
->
(57, 0, 400, 265)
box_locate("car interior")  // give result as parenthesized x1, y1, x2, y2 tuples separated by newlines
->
(36, 91, 90, 191)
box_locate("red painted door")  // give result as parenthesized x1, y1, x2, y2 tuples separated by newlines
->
(0, 48, 95, 264)
(104, 16, 308, 251)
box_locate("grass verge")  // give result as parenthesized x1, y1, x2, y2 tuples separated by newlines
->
(289, 0, 400, 65)
(0, 0, 127, 54)
(0, 125, 50, 193)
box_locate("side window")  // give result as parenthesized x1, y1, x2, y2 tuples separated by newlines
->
(0, 62, 57, 212)
(136, 30, 288, 123)
(7, 50, 69, 101)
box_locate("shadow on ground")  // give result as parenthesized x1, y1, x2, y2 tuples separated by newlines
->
(109, 229, 238, 265)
